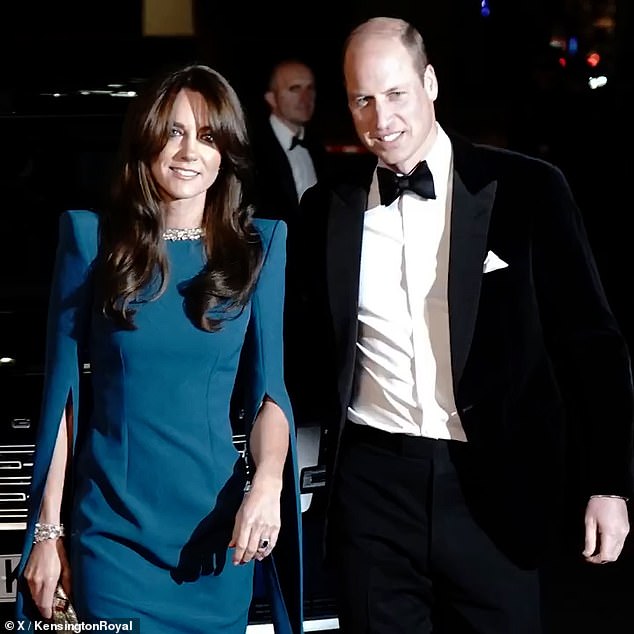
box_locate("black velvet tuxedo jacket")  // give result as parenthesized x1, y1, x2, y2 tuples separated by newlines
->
(298, 132, 634, 563)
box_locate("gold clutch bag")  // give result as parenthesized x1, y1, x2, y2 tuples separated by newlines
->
(52, 584, 78, 624)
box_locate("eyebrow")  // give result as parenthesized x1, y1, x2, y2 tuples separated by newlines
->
(289, 81, 313, 89)
(379, 84, 406, 95)
(349, 84, 404, 98)
(347, 89, 370, 98)
(170, 120, 213, 132)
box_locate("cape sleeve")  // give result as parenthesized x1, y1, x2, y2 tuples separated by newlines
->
(15, 210, 98, 619)
(243, 219, 304, 634)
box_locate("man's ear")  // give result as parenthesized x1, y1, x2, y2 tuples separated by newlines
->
(423, 64, 439, 101)
(264, 91, 276, 110)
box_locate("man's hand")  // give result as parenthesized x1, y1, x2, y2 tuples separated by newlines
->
(583, 496, 630, 564)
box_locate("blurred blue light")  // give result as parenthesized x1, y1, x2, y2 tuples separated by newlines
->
(481, 0, 491, 17)
(568, 36, 578, 55)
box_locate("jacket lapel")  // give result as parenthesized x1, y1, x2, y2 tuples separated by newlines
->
(448, 138, 497, 388)
(324, 137, 497, 408)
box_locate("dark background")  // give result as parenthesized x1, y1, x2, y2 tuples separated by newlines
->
(2, 0, 631, 315)
(1, 1, 633, 631)
(3, 0, 631, 398)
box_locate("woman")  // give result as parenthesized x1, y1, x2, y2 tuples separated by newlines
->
(16, 64, 302, 634)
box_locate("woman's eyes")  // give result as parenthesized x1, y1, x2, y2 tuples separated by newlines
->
(168, 127, 214, 144)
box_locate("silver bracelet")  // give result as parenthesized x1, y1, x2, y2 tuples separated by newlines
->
(33, 522, 65, 543)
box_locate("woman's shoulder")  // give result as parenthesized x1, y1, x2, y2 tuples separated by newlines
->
(59, 209, 100, 262)
(61, 208, 99, 230)
(252, 218, 287, 251)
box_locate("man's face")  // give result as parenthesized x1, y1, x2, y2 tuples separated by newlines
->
(344, 35, 438, 175)
(265, 63, 316, 130)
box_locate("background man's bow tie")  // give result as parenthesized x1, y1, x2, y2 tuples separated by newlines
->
(377, 160, 436, 206)
(289, 135, 308, 150)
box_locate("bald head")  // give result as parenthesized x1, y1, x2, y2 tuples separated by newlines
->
(343, 17, 429, 85)
(268, 60, 313, 92)
(347, 16, 408, 43)
(265, 60, 316, 132)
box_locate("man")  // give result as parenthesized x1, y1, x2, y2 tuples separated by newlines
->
(299, 17, 633, 633)
(251, 58, 331, 426)
(251, 58, 329, 227)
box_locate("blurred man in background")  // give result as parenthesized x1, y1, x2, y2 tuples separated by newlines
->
(250, 58, 331, 428)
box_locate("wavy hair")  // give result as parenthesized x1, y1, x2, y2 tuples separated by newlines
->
(97, 64, 262, 331)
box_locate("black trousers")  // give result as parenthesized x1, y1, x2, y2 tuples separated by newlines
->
(330, 423, 543, 634)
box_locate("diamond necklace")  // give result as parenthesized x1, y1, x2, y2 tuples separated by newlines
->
(162, 227, 204, 241)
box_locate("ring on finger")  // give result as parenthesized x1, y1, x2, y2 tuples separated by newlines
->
(257, 537, 270, 551)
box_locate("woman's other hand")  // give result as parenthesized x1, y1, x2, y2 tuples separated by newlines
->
(24, 539, 72, 619)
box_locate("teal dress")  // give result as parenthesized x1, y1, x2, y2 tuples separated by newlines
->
(16, 210, 303, 634)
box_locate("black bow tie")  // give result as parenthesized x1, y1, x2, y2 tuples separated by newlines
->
(377, 160, 436, 206)
(289, 135, 308, 150)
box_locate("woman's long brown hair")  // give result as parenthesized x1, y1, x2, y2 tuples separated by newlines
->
(97, 64, 262, 331)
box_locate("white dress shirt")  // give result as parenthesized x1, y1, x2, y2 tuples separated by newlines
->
(348, 124, 467, 441)
(269, 114, 318, 202)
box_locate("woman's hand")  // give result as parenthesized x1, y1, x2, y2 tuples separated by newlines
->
(24, 539, 71, 619)
(230, 398, 289, 565)
(229, 473, 282, 565)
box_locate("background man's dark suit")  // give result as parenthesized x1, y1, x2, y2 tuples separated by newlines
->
(250, 117, 330, 229)
(250, 117, 331, 425)
(299, 129, 634, 585)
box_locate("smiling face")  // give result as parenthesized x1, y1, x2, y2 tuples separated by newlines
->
(150, 88, 222, 224)
(344, 33, 438, 174)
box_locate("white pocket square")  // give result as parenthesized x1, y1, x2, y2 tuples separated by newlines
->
(483, 250, 509, 273)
